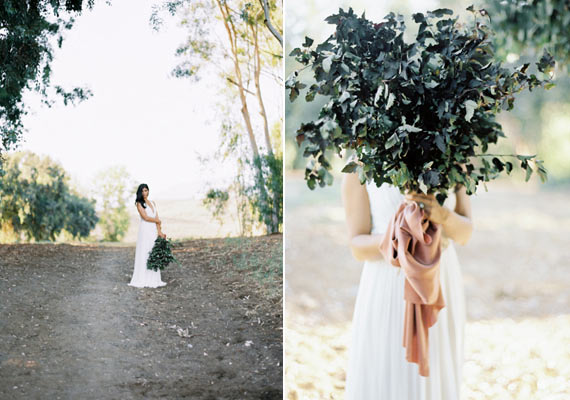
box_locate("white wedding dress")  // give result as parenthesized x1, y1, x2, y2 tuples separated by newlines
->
(345, 182, 466, 400)
(128, 201, 167, 288)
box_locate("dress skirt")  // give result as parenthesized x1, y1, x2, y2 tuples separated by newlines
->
(345, 242, 466, 400)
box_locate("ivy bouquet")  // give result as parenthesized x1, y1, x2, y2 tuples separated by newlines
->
(286, 6, 554, 203)
(147, 236, 180, 272)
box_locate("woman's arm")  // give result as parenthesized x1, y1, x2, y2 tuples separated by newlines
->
(153, 201, 166, 238)
(405, 185, 473, 245)
(446, 185, 473, 245)
(341, 173, 384, 262)
(136, 202, 160, 223)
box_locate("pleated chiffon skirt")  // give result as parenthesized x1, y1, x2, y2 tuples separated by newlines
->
(345, 243, 466, 400)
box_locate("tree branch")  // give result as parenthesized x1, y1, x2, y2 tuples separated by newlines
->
(258, 0, 282, 47)
(226, 77, 255, 95)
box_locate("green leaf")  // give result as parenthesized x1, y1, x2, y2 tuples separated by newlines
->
(430, 8, 453, 17)
(516, 154, 536, 161)
(434, 135, 446, 152)
(401, 124, 422, 133)
(374, 84, 384, 105)
(525, 164, 533, 182)
(322, 55, 334, 73)
(341, 162, 359, 173)
(386, 93, 396, 110)
(303, 36, 314, 47)
(425, 80, 439, 89)
(464, 100, 477, 123)
(385, 132, 399, 149)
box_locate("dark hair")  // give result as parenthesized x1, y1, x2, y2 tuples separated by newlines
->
(135, 184, 149, 208)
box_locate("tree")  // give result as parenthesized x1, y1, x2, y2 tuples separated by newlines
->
(486, 0, 570, 67)
(152, 0, 283, 233)
(92, 165, 132, 242)
(258, 0, 282, 47)
(0, 151, 98, 242)
(0, 0, 95, 170)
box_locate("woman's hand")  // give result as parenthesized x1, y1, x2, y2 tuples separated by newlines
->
(159, 232, 166, 239)
(404, 192, 450, 225)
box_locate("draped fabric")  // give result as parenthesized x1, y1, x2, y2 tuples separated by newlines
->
(379, 201, 445, 377)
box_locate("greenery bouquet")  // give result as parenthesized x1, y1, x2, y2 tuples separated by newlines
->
(147, 236, 180, 272)
(286, 6, 554, 203)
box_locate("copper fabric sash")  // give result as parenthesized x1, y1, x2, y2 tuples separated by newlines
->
(379, 201, 445, 377)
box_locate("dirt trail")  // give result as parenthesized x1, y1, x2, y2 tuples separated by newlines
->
(0, 238, 282, 399)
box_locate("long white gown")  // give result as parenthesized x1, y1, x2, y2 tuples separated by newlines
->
(345, 182, 466, 400)
(128, 201, 167, 288)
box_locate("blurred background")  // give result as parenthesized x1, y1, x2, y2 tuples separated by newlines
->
(285, 0, 570, 399)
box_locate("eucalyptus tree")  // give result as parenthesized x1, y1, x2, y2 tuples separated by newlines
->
(152, 0, 283, 233)
(0, 0, 96, 170)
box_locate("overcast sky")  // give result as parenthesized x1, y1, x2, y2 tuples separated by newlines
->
(17, 0, 281, 200)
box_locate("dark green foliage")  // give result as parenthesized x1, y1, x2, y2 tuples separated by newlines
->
(0, 0, 94, 169)
(147, 237, 180, 271)
(286, 7, 553, 203)
(248, 153, 283, 233)
(487, 0, 570, 67)
(0, 152, 98, 241)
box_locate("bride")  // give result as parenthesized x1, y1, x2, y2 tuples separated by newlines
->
(342, 173, 473, 399)
(128, 183, 167, 288)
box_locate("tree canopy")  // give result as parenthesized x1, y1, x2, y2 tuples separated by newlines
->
(0, 151, 98, 242)
(0, 0, 94, 169)
(486, 0, 570, 67)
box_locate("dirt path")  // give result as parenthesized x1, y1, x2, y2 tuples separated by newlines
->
(0, 237, 282, 399)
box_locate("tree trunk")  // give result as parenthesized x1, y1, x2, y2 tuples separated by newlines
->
(216, 0, 259, 158)
(251, 21, 273, 155)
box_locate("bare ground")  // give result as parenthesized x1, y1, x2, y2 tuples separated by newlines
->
(284, 172, 570, 400)
(0, 235, 282, 399)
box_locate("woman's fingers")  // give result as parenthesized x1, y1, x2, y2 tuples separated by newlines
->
(405, 194, 436, 207)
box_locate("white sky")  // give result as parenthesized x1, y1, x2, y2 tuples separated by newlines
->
(17, 0, 281, 200)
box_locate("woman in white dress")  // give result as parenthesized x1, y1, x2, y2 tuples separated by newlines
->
(342, 173, 473, 399)
(128, 183, 167, 288)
